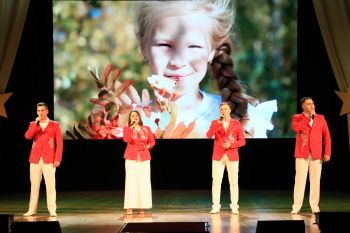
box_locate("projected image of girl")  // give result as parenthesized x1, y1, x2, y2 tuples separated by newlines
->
(130, 0, 277, 138)
(54, 0, 289, 139)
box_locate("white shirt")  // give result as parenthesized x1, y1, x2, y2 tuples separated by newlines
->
(40, 118, 50, 131)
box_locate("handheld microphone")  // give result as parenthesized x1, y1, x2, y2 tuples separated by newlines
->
(219, 115, 223, 121)
(36, 116, 41, 126)
(311, 114, 314, 120)
(130, 120, 136, 126)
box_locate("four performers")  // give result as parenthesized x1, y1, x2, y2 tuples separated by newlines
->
(22, 98, 331, 216)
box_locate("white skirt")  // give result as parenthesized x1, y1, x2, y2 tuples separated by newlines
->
(124, 159, 152, 209)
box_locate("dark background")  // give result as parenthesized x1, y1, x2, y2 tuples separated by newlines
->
(0, 0, 349, 193)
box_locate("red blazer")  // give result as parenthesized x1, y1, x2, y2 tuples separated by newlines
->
(207, 119, 246, 161)
(24, 120, 63, 164)
(292, 113, 331, 159)
(123, 126, 155, 161)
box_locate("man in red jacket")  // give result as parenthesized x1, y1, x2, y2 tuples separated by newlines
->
(23, 102, 63, 217)
(207, 102, 246, 214)
(291, 97, 331, 214)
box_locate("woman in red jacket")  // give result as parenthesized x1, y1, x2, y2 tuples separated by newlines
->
(207, 102, 246, 214)
(123, 110, 155, 215)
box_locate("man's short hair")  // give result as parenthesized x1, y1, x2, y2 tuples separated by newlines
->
(36, 102, 48, 109)
(220, 102, 231, 109)
(300, 97, 313, 105)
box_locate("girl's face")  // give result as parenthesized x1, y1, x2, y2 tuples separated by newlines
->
(143, 12, 215, 96)
(130, 112, 140, 124)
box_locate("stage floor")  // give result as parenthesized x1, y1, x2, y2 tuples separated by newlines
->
(1, 190, 349, 233)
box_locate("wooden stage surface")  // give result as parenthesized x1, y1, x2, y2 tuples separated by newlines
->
(1, 190, 349, 233)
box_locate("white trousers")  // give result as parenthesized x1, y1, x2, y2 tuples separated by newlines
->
(292, 156, 322, 212)
(28, 157, 56, 213)
(212, 155, 239, 211)
(124, 159, 152, 209)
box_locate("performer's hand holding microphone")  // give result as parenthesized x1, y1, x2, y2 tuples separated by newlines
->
(217, 115, 224, 124)
(36, 115, 41, 126)
(130, 120, 139, 129)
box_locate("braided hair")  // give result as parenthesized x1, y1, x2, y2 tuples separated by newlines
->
(211, 39, 256, 120)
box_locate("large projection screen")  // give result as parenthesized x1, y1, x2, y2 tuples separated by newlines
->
(53, 0, 297, 139)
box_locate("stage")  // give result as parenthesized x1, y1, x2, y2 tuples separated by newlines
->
(1, 0, 350, 232)
(1, 190, 349, 233)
